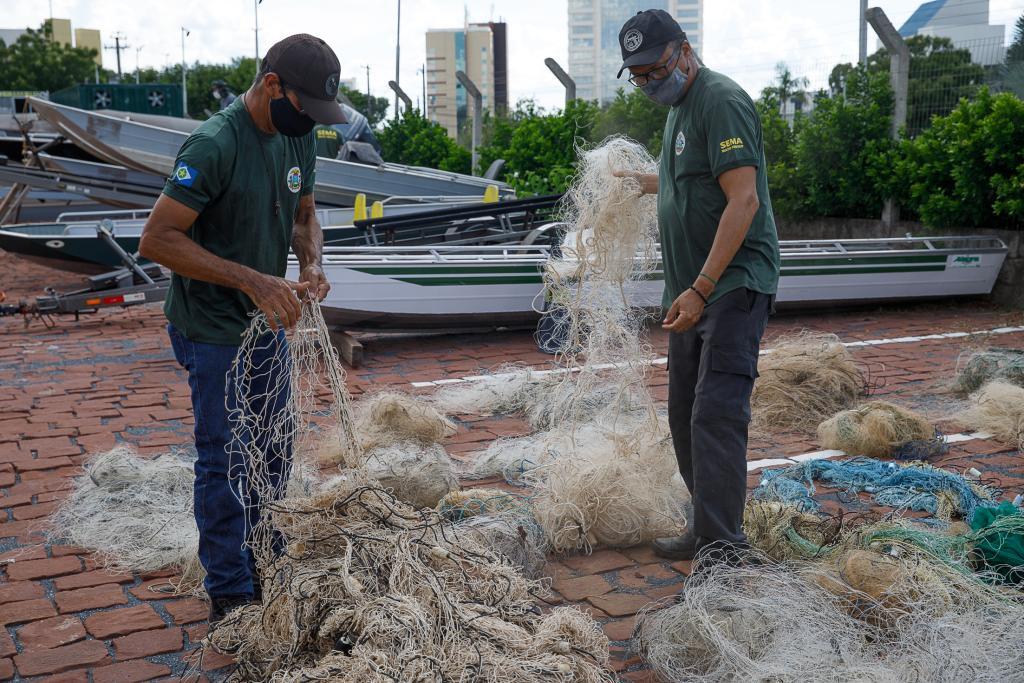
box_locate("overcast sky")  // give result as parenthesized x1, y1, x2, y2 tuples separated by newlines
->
(5, 0, 1023, 113)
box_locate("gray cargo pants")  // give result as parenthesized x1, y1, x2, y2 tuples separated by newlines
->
(667, 287, 772, 548)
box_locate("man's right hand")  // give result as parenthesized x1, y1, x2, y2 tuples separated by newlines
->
(244, 273, 310, 331)
(612, 171, 659, 196)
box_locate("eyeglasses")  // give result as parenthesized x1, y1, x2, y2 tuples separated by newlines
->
(628, 46, 681, 87)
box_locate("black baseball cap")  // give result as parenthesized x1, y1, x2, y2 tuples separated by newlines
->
(616, 9, 687, 78)
(263, 34, 347, 124)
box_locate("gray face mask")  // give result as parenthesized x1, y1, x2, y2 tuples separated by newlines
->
(641, 65, 688, 106)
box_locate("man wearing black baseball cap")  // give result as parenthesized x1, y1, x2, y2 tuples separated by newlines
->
(614, 11, 781, 566)
(140, 34, 346, 625)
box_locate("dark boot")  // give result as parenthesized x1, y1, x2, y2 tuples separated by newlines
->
(652, 528, 700, 560)
(208, 594, 251, 627)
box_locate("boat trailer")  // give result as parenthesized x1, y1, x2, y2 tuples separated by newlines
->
(0, 220, 168, 326)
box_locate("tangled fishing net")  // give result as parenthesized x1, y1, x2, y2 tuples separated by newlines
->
(430, 367, 546, 418)
(437, 487, 528, 520)
(318, 391, 459, 509)
(952, 348, 1024, 395)
(963, 380, 1024, 450)
(49, 446, 204, 592)
(817, 401, 944, 459)
(751, 332, 865, 432)
(208, 475, 611, 681)
(635, 556, 1024, 682)
(753, 457, 998, 521)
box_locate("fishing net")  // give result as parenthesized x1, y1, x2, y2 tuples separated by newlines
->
(751, 332, 866, 432)
(437, 487, 529, 520)
(752, 457, 999, 521)
(952, 348, 1024, 395)
(430, 367, 545, 417)
(207, 475, 612, 681)
(456, 513, 549, 579)
(817, 401, 944, 459)
(635, 557, 1024, 683)
(970, 501, 1024, 584)
(962, 380, 1024, 451)
(49, 446, 204, 593)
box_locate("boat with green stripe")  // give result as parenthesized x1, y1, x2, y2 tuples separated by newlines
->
(287, 236, 1008, 329)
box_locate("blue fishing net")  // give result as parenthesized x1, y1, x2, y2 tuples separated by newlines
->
(753, 457, 999, 521)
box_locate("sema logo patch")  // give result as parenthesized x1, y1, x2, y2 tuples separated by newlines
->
(950, 254, 982, 268)
(173, 162, 199, 188)
(675, 131, 686, 156)
(286, 166, 302, 193)
(719, 137, 744, 153)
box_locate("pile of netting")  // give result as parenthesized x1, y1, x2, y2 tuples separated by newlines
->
(209, 474, 611, 681)
(817, 401, 946, 460)
(49, 445, 204, 593)
(963, 380, 1024, 451)
(751, 457, 998, 521)
(634, 553, 1024, 682)
(751, 332, 866, 432)
(433, 137, 689, 553)
(952, 348, 1024, 395)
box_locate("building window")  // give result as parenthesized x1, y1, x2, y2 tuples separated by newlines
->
(676, 8, 699, 19)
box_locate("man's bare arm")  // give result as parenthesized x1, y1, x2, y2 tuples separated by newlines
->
(290, 193, 330, 301)
(691, 165, 759, 299)
(139, 193, 308, 329)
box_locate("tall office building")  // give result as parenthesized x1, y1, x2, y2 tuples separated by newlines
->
(899, 0, 1005, 65)
(568, 0, 702, 103)
(74, 28, 102, 65)
(425, 22, 508, 138)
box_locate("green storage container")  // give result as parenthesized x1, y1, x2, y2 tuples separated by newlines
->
(50, 83, 184, 117)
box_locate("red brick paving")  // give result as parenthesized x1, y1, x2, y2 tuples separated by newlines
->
(1, 251, 1023, 680)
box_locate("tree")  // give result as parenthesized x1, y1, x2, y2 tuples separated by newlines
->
(0, 20, 100, 92)
(377, 111, 471, 174)
(591, 86, 666, 155)
(756, 66, 807, 219)
(831, 35, 984, 136)
(895, 88, 1024, 229)
(1007, 13, 1024, 65)
(339, 85, 389, 127)
(790, 67, 896, 218)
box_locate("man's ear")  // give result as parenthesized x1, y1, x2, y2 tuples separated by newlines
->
(262, 72, 282, 98)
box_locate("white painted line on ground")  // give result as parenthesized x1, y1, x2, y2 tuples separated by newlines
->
(744, 430, 993, 472)
(410, 325, 1024, 388)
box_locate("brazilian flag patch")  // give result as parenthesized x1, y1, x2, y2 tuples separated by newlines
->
(173, 162, 200, 188)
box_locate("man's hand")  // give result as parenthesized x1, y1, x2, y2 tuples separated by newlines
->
(612, 170, 659, 196)
(244, 273, 310, 331)
(662, 288, 705, 333)
(299, 264, 330, 302)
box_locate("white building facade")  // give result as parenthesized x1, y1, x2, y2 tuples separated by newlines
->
(898, 0, 1005, 65)
(568, 0, 703, 103)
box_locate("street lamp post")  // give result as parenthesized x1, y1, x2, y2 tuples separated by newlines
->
(181, 27, 190, 117)
(135, 45, 144, 84)
(394, 0, 401, 118)
(455, 70, 482, 175)
(255, 0, 264, 70)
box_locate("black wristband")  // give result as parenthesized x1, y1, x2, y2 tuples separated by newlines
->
(688, 285, 709, 306)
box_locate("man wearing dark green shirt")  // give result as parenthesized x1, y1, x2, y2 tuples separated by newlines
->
(313, 124, 343, 159)
(140, 34, 347, 624)
(616, 10, 781, 564)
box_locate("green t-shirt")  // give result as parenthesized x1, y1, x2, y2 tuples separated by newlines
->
(313, 124, 342, 159)
(657, 67, 781, 309)
(162, 96, 316, 345)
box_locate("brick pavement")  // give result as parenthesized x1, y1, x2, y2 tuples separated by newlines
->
(1, 252, 1022, 681)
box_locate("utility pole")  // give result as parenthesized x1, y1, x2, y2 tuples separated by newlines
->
(395, 0, 401, 118)
(544, 58, 576, 104)
(866, 7, 909, 225)
(104, 33, 129, 80)
(417, 64, 426, 116)
(135, 44, 144, 84)
(455, 70, 482, 175)
(181, 28, 190, 118)
(859, 0, 869, 65)
(255, 0, 263, 70)
(364, 65, 371, 117)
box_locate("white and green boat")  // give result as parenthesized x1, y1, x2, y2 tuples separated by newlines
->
(287, 235, 1008, 329)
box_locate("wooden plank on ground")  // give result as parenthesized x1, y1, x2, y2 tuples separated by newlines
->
(329, 329, 363, 368)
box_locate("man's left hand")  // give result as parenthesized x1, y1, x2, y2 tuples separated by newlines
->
(662, 288, 705, 333)
(299, 264, 330, 301)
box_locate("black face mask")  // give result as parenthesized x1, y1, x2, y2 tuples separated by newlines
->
(270, 89, 315, 137)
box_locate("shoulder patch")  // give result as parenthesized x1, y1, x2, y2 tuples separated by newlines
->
(675, 131, 686, 156)
(172, 162, 200, 188)
(719, 137, 745, 153)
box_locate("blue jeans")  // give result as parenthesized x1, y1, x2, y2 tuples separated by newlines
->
(167, 324, 292, 599)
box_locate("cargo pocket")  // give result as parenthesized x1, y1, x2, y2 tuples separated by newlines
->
(710, 344, 759, 379)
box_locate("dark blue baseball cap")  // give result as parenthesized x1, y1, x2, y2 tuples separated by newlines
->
(617, 9, 686, 78)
